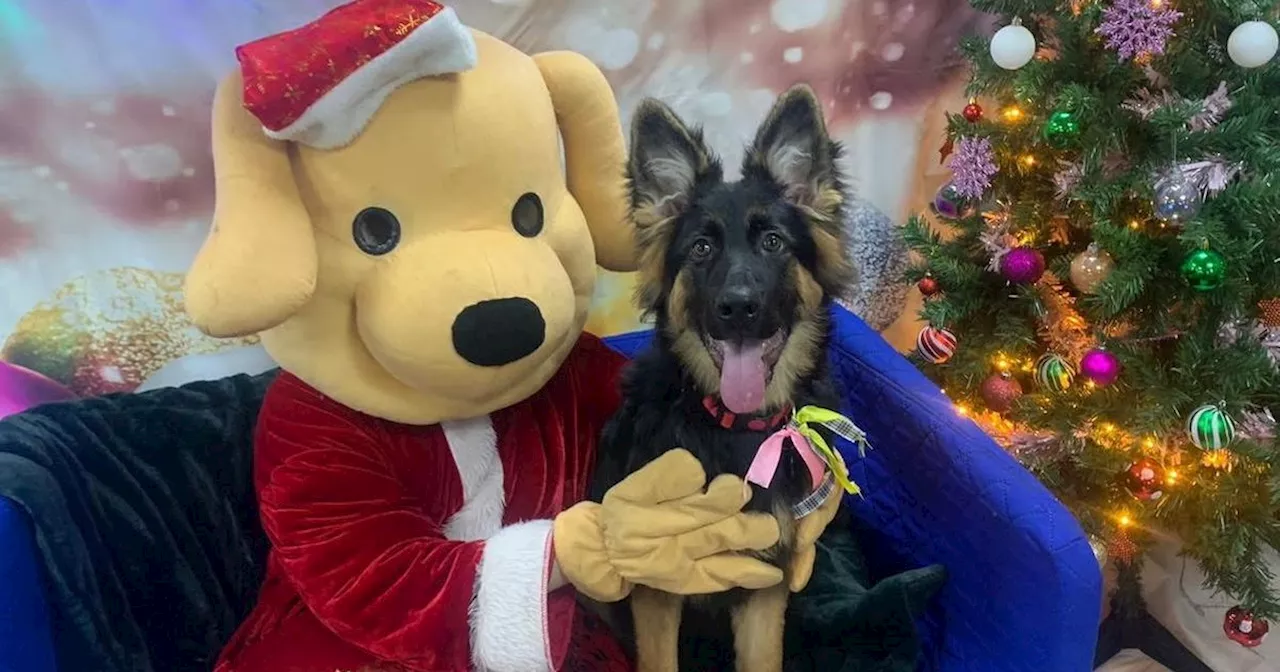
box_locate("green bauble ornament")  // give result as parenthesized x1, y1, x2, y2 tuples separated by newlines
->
(1180, 247, 1227, 291)
(1043, 111, 1080, 147)
(1187, 404, 1236, 450)
(1035, 354, 1076, 392)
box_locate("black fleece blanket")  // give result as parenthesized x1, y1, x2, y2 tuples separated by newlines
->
(0, 372, 273, 672)
(0, 371, 944, 671)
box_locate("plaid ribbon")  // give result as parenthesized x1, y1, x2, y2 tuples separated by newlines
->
(791, 473, 837, 519)
(793, 406, 870, 496)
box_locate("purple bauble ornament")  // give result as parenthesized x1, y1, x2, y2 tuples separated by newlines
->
(930, 181, 977, 221)
(1079, 348, 1122, 387)
(1000, 247, 1046, 284)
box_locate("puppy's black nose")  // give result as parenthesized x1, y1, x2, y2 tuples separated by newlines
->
(452, 297, 546, 367)
(715, 287, 761, 329)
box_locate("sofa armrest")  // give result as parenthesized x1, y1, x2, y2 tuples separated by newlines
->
(827, 305, 1102, 672)
(0, 495, 56, 672)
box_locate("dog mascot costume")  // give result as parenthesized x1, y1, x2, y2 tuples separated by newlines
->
(184, 1, 839, 670)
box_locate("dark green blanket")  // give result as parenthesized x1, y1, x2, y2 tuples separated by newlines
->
(783, 519, 946, 671)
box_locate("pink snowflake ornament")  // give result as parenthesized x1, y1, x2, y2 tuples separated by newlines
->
(1096, 0, 1183, 61)
(947, 136, 998, 200)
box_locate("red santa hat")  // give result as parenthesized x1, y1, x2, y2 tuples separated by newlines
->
(235, 0, 476, 149)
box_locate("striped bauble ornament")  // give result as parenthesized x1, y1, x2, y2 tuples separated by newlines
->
(916, 326, 957, 364)
(1035, 354, 1075, 392)
(1187, 404, 1236, 450)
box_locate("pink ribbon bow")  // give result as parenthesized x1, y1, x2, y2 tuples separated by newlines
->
(745, 426, 828, 491)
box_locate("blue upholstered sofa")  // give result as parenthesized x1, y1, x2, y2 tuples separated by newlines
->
(0, 306, 1102, 671)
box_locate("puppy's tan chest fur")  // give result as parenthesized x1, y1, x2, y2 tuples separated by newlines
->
(745, 500, 798, 566)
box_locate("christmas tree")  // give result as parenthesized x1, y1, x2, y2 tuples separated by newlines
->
(903, 0, 1280, 648)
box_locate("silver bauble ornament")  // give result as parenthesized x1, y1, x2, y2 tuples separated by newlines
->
(1153, 171, 1203, 224)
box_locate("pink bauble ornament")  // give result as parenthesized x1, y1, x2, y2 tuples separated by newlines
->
(1000, 247, 1046, 284)
(1080, 348, 1122, 386)
(0, 361, 76, 420)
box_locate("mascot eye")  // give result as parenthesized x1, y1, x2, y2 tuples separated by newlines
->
(512, 193, 544, 238)
(690, 239, 714, 260)
(761, 232, 785, 253)
(352, 207, 401, 256)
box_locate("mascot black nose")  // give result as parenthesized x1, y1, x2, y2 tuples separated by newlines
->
(452, 297, 546, 367)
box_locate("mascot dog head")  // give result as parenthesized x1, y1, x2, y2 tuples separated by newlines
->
(184, 2, 634, 424)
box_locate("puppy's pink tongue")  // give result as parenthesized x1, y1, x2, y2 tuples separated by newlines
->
(719, 341, 767, 414)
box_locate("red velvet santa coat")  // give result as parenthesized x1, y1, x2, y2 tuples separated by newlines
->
(216, 334, 631, 672)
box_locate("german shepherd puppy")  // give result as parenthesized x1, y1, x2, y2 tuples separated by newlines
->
(588, 85, 854, 672)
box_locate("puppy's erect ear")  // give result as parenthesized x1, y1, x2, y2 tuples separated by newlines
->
(748, 85, 853, 293)
(628, 99, 718, 313)
(627, 99, 716, 225)
(747, 85, 843, 222)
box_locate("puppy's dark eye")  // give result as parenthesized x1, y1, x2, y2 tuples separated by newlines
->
(512, 193, 544, 238)
(690, 239, 714, 260)
(761, 232, 785, 253)
(352, 207, 401, 255)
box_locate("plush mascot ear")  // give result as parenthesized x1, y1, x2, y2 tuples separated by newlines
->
(534, 51, 636, 273)
(183, 70, 318, 338)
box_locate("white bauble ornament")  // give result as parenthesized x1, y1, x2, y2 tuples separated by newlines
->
(991, 21, 1037, 70)
(1227, 21, 1278, 68)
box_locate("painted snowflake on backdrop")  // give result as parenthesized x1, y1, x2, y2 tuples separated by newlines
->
(0, 88, 215, 228)
(0, 209, 33, 259)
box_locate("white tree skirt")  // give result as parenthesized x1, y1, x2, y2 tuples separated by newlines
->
(1097, 649, 1177, 672)
(1096, 536, 1279, 671)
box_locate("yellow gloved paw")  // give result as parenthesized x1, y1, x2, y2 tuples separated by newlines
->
(554, 449, 784, 600)
(553, 501, 630, 602)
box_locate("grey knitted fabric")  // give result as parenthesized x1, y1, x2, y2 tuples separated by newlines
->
(836, 198, 910, 332)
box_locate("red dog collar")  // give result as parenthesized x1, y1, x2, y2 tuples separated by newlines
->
(701, 396, 791, 433)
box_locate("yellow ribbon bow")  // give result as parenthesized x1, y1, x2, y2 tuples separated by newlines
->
(792, 405, 871, 496)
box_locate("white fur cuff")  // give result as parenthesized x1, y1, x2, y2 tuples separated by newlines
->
(470, 519, 555, 671)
